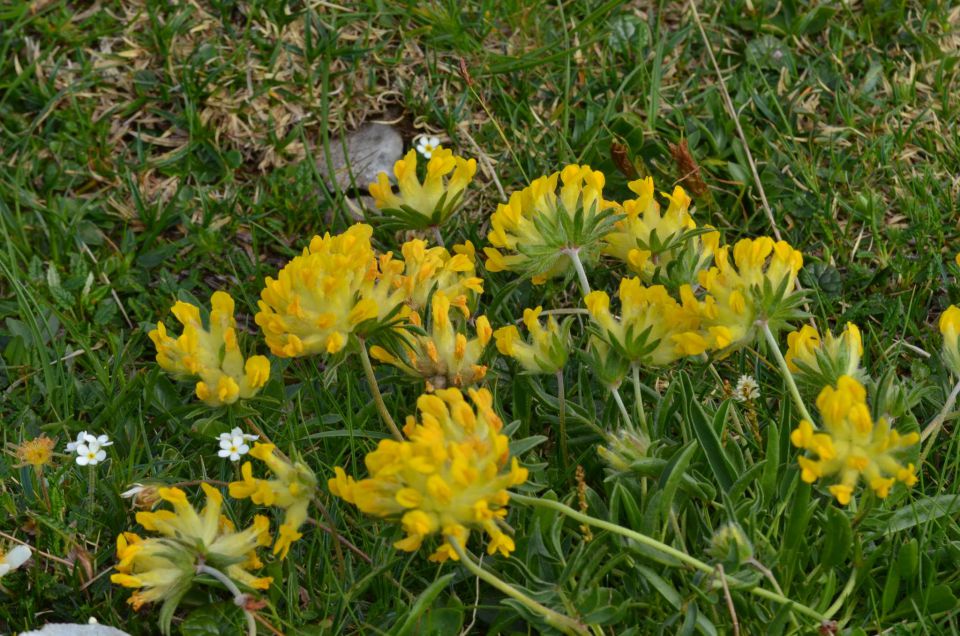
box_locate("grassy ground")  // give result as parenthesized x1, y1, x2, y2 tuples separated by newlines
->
(2, 0, 960, 634)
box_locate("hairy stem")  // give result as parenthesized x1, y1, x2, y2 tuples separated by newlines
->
(512, 494, 828, 624)
(759, 321, 815, 425)
(564, 247, 592, 296)
(358, 338, 403, 441)
(448, 537, 589, 636)
(610, 386, 634, 429)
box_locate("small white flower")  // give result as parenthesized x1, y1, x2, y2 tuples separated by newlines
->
(87, 433, 112, 447)
(415, 135, 442, 159)
(75, 441, 106, 466)
(0, 545, 32, 578)
(734, 375, 760, 402)
(218, 434, 250, 462)
(65, 431, 87, 453)
(218, 427, 258, 444)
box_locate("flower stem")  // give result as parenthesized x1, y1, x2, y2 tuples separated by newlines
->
(511, 493, 828, 625)
(759, 321, 815, 425)
(631, 364, 648, 435)
(610, 386, 634, 429)
(196, 564, 257, 636)
(430, 225, 445, 248)
(556, 370, 569, 472)
(448, 537, 589, 636)
(357, 338, 403, 441)
(564, 247, 592, 296)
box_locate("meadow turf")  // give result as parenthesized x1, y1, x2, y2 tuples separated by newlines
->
(2, 1, 960, 634)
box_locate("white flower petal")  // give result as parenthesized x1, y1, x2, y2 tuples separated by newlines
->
(95, 450, 106, 462)
(76, 455, 90, 466)
(218, 449, 232, 458)
(3, 545, 32, 570)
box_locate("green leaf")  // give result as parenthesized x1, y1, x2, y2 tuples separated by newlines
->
(681, 374, 735, 491)
(820, 507, 852, 567)
(659, 441, 698, 526)
(876, 495, 960, 537)
(392, 573, 455, 636)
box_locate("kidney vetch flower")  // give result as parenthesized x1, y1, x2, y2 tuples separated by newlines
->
(790, 375, 919, 505)
(329, 387, 528, 561)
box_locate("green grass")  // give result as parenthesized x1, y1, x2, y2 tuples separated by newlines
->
(3, 0, 960, 633)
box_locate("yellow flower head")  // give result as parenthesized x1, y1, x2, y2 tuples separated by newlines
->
(111, 484, 273, 612)
(697, 237, 805, 352)
(784, 322, 864, 392)
(16, 435, 55, 468)
(329, 388, 528, 561)
(584, 278, 708, 367)
(789, 376, 919, 505)
(369, 291, 492, 391)
(229, 444, 317, 559)
(149, 291, 271, 406)
(369, 148, 477, 228)
(255, 224, 404, 358)
(484, 164, 621, 284)
(602, 178, 719, 285)
(940, 305, 960, 376)
(394, 239, 484, 315)
(493, 306, 569, 375)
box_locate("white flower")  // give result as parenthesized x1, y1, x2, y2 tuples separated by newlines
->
(218, 433, 250, 462)
(65, 431, 87, 453)
(217, 427, 258, 445)
(75, 439, 107, 466)
(415, 135, 442, 159)
(0, 545, 31, 578)
(87, 433, 113, 447)
(734, 375, 760, 402)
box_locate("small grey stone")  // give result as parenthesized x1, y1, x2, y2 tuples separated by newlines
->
(316, 123, 403, 192)
(20, 625, 130, 636)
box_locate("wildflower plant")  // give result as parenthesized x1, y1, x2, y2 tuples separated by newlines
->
(784, 322, 865, 396)
(368, 147, 477, 229)
(329, 388, 528, 560)
(698, 237, 806, 352)
(790, 376, 919, 505)
(493, 306, 570, 375)
(150, 291, 270, 406)
(111, 485, 272, 633)
(229, 443, 317, 559)
(602, 178, 719, 289)
(484, 164, 622, 287)
(584, 278, 708, 367)
(369, 291, 492, 390)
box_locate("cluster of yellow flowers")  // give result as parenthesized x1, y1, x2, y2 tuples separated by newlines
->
(369, 148, 477, 228)
(369, 291, 492, 390)
(329, 388, 528, 560)
(790, 376, 919, 505)
(493, 306, 569, 375)
(229, 443, 318, 559)
(784, 322, 865, 393)
(128, 145, 960, 631)
(602, 177, 718, 283)
(111, 484, 272, 611)
(149, 291, 270, 406)
(485, 165, 618, 284)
